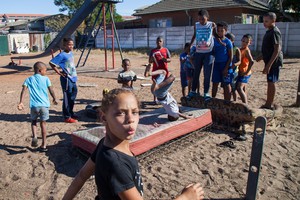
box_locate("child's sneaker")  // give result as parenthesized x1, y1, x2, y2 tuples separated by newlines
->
(203, 93, 211, 99)
(186, 91, 200, 99)
(65, 118, 78, 123)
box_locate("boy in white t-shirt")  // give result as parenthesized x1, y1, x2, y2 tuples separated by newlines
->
(145, 67, 192, 121)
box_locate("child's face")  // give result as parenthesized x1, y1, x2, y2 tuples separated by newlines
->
(39, 66, 47, 76)
(122, 61, 130, 71)
(263, 16, 275, 29)
(156, 38, 163, 48)
(104, 93, 139, 141)
(184, 46, 190, 53)
(241, 37, 251, 48)
(217, 26, 227, 38)
(64, 41, 74, 52)
(198, 15, 208, 25)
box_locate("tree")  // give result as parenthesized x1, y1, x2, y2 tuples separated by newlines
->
(269, 0, 300, 22)
(54, 0, 123, 33)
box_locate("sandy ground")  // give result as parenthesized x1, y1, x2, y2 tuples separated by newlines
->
(0, 50, 299, 199)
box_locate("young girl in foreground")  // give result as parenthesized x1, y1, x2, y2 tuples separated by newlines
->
(63, 88, 204, 200)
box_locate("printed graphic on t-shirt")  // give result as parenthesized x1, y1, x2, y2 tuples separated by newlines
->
(196, 28, 212, 51)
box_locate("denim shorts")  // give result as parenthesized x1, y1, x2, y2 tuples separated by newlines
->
(30, 107, 49, 121)
(238, 75, 251, 83)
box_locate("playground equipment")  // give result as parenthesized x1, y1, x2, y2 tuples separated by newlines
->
(72, 107, 212, 155)
(246, 116, 267, 200)
(76, 1, 123, 70)
(10, 0, 123, 70)
(296, 70, 300, 107)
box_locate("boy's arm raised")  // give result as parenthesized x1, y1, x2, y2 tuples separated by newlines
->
(17, 85, 27, 110)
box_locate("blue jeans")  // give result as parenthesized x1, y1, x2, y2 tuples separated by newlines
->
(192, 52, 214, 94)
(60, 77, 77, 119)
(153, 74, 173, 99)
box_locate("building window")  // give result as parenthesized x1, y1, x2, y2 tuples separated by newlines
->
(149, 18, 172, 28)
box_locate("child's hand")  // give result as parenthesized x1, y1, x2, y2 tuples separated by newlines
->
(162, 57, 168, 63)
(179, 183, 204, 200)
(222, 69, 228, 77)
(53, 99, 58, 105)
(17, 103, 24, 110)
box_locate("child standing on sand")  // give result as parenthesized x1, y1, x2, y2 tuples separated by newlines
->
(62, 88, 204, 200)
(256, 12, 283, 109)
(211, 21, 233, 101)
(180, 43, 197, 97)
(18, 62, 57, 152)
(225, 33, 241, 101)
(117, 58, 137, 89)
(50, 38, 78, 123)
(237, 34, 254, 104)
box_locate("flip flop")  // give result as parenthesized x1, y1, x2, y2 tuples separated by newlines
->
(217, 140, 236, 149)
(31, 138, 38, 147)
(37, 146, 48, 152)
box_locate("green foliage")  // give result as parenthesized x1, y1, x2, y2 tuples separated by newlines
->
(54, 0, 124, 34)
(44, 34, 51, 49)
(269, 0, 300, 21)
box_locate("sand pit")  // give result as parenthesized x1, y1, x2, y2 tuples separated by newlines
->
(0, 50, 299, 199)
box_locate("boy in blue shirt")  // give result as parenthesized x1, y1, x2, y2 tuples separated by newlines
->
(18, 62, 57, 152)
(50, 38, 78, 123)
(212, 21, 233, 101)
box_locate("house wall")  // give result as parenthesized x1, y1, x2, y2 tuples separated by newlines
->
(7, 33, 30, 53)
(139, 8, 265, 27)
(95, 22, 300, 57)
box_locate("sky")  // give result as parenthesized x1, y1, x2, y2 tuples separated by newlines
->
(1, 0, 161, 16)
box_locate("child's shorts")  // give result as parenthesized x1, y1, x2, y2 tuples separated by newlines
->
(30, 107, 49, 121)
(180, 71, 188, 88)
(222, 68, 235, 85)
(238, 75, 251, 83)
(267, 66, 280, 83)
(212, 61, 227, 83)
(186, 68, 194, 80)
(230, 68, 239, 91)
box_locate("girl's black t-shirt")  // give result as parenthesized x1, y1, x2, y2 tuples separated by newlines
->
(91, 138, 143, 200)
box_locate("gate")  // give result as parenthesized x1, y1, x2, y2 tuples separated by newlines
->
(0, 35, 9, 56)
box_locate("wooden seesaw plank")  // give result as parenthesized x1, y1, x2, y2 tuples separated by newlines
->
(72, 107, 212, 155)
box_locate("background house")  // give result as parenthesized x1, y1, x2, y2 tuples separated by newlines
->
(0, 14, 48, 26)
(133, 0, 269, 28)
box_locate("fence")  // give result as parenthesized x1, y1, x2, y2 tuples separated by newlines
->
(95, 22, 300, 56)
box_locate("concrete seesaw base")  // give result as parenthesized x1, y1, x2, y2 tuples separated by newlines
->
(72, 107, 212, 155)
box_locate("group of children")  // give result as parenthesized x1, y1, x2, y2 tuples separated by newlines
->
(179, 9, 254, 103)
(180, 10, 282, 108)
(17, 10, 282, 200)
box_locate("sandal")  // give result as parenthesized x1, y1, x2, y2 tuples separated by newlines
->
(31, 138, 38, 147)
(217, 140, 236, 149)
